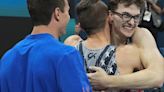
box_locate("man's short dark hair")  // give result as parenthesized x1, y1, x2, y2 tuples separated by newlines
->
(76, 0, 108, 35)
(27, 0, 65, 26)
(108, 0, 144, 11)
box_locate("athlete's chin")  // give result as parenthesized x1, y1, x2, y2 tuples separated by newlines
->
(122, 31, 134, 38)
(121, 29, 135, 37)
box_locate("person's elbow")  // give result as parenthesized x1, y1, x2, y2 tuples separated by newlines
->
(152, 58, 164, 87)
(152, 72, 164, 88)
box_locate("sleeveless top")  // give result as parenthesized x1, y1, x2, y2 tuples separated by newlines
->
(76, 41, 119, 75)
(75, 41, 142, 92)
(76, 41, 120, 92)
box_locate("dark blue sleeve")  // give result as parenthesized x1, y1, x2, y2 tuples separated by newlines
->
(56, 49, 92, 92)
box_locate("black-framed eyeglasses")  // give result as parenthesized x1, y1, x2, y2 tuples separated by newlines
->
(112, 11, 141, 23)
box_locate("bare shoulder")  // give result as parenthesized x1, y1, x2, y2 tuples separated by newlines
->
(64, 35, 82, 46)
(132, 27, 157, 48)
(132, 27, 164, 69)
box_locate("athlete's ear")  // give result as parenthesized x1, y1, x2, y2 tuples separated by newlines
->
(108, 10, 113, 24)
(53, 7, 60, 21)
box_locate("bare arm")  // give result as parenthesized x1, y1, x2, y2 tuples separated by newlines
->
(109, 28, 164, 88)
(88, 28, 164, 90)
(147, 0, 163, 15)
